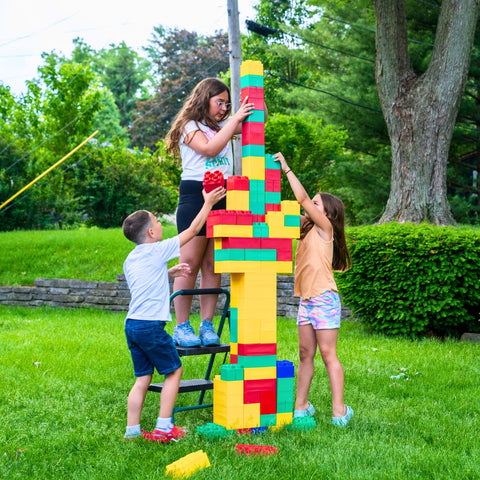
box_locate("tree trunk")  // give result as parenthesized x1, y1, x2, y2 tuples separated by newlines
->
(372, 0, 480, 225)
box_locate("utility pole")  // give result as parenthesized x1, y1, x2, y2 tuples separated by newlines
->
(227, 0, 242, 175)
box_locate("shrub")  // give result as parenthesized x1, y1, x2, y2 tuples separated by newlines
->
(336, 223, 480, 338)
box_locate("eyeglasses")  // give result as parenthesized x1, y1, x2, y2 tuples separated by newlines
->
(214, 100, 231, 109)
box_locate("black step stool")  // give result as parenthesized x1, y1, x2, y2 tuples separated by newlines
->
(147, 288, 230, 415)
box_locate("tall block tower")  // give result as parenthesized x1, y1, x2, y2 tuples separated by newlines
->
(207, 60, 301, 430)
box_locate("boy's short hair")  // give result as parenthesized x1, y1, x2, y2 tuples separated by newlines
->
(122, 210, 152, 244)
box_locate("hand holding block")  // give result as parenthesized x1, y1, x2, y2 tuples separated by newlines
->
(203, 170, 225, 192)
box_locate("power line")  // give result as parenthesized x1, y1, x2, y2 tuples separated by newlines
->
(266, 71, 383, 113)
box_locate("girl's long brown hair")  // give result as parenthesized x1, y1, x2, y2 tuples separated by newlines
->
(165, 78, 232, 157)
(300, 192, 351, 271)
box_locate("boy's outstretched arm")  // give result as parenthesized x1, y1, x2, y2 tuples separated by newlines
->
(178, 186, 226, 247)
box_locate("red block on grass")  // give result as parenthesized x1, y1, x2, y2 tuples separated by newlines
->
(235, 444, 278, 456)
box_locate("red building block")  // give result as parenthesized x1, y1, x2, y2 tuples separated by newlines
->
(203, 170, 225, 192)
(237, 343, 276, 356)
(265, 169, 281, 191)
(227, 175, 250, 191)
(241, 86, 265, 110)
(242, 122, 265, 145)
(222, 237, 261, 249)
(236, 211, 254, 225)
(261, 238, 292, 261)
(260, 390, 277, 415)
(265, 203, 281, 212)
(235, 444, 278, 456)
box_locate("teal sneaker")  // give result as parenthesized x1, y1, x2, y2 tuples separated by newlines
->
(173, 320, 201, 347)
(199, 319, 220, 346)
(332, 405, 353, 427)
(293, 401, 315, 418)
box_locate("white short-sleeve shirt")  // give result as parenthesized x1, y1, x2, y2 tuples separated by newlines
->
(123, 236, 180, 321)
(180, 120, 234, 181)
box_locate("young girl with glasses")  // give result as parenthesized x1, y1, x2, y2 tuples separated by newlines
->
(165, 78, 254, 348)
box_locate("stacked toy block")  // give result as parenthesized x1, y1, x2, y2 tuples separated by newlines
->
(207, 60, 299, 431)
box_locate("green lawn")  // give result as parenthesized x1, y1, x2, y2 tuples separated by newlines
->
(1, 305, 479, 480)
(0, 224, 178, 286)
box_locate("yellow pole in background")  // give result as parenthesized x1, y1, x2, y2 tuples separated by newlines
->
(0, 130, 99, 212)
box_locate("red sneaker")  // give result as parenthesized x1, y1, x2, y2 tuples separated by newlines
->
(142, 426, 188, 443)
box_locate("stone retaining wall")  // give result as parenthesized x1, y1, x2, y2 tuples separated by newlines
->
(0, 274, 352, 319)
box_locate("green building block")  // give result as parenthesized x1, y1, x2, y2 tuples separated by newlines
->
(241, 74, 264, 88)
(220, 364, 244, 381)
(284, 215, 300, 227)
(230, 307, 238, 343)
(243, 109, 265, 123)
(196, 423, 233, 439)
(245, 249, 276, 261)
(237, 354, 277, 368)
(260, 414, 277, 427)
(287, 416, 316, 432)
(242, 144, 265, 157)
(253, 222, 269, 237)
(265, 191, 281, 204)
(215, 249, 245, 261)
(265, 154, 280, 170)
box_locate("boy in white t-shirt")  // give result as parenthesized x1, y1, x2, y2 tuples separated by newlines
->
(121, 186, 225, 442)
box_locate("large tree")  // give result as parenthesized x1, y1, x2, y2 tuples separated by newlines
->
(372, 0, 480, 225)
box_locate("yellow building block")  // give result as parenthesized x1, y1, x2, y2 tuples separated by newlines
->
(215, 260, 292, 274)
(243, 366, 277, 380)
(268, 226, 300, 239)
(213, 377, 244, 429)
(230, 342, 238, 355)
(265, 211, 284, 227)
(242, 156, 265, 180)
(166, 450, 210, 479)
(227, 190, 250, 211)
(214, 238, 223, 250)
(281, 200, 301, 215)
(243, 403, 261, 428)
(241, 60, 264, 76)
(276, 412, 293, 427)
(213, 224, 253, 238)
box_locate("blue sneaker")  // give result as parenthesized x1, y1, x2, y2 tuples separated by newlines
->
(198, 319, 220, 346)
(173, 320, 201, 347)
(293, 401, 315, 418)
(332, 405, 353, 427)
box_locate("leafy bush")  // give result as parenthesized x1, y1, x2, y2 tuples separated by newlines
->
(337, 223, 480, 338)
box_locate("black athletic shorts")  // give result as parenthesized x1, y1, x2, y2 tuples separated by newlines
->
(176, 180, 227, 236)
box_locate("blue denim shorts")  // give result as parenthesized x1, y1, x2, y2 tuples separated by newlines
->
(125, 319, 182, 377)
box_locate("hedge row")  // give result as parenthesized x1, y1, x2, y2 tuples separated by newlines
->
(336, 223, 480, 338)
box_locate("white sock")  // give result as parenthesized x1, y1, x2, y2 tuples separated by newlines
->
(125, 424, 141, 437)
(155, 417, 173, 432)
